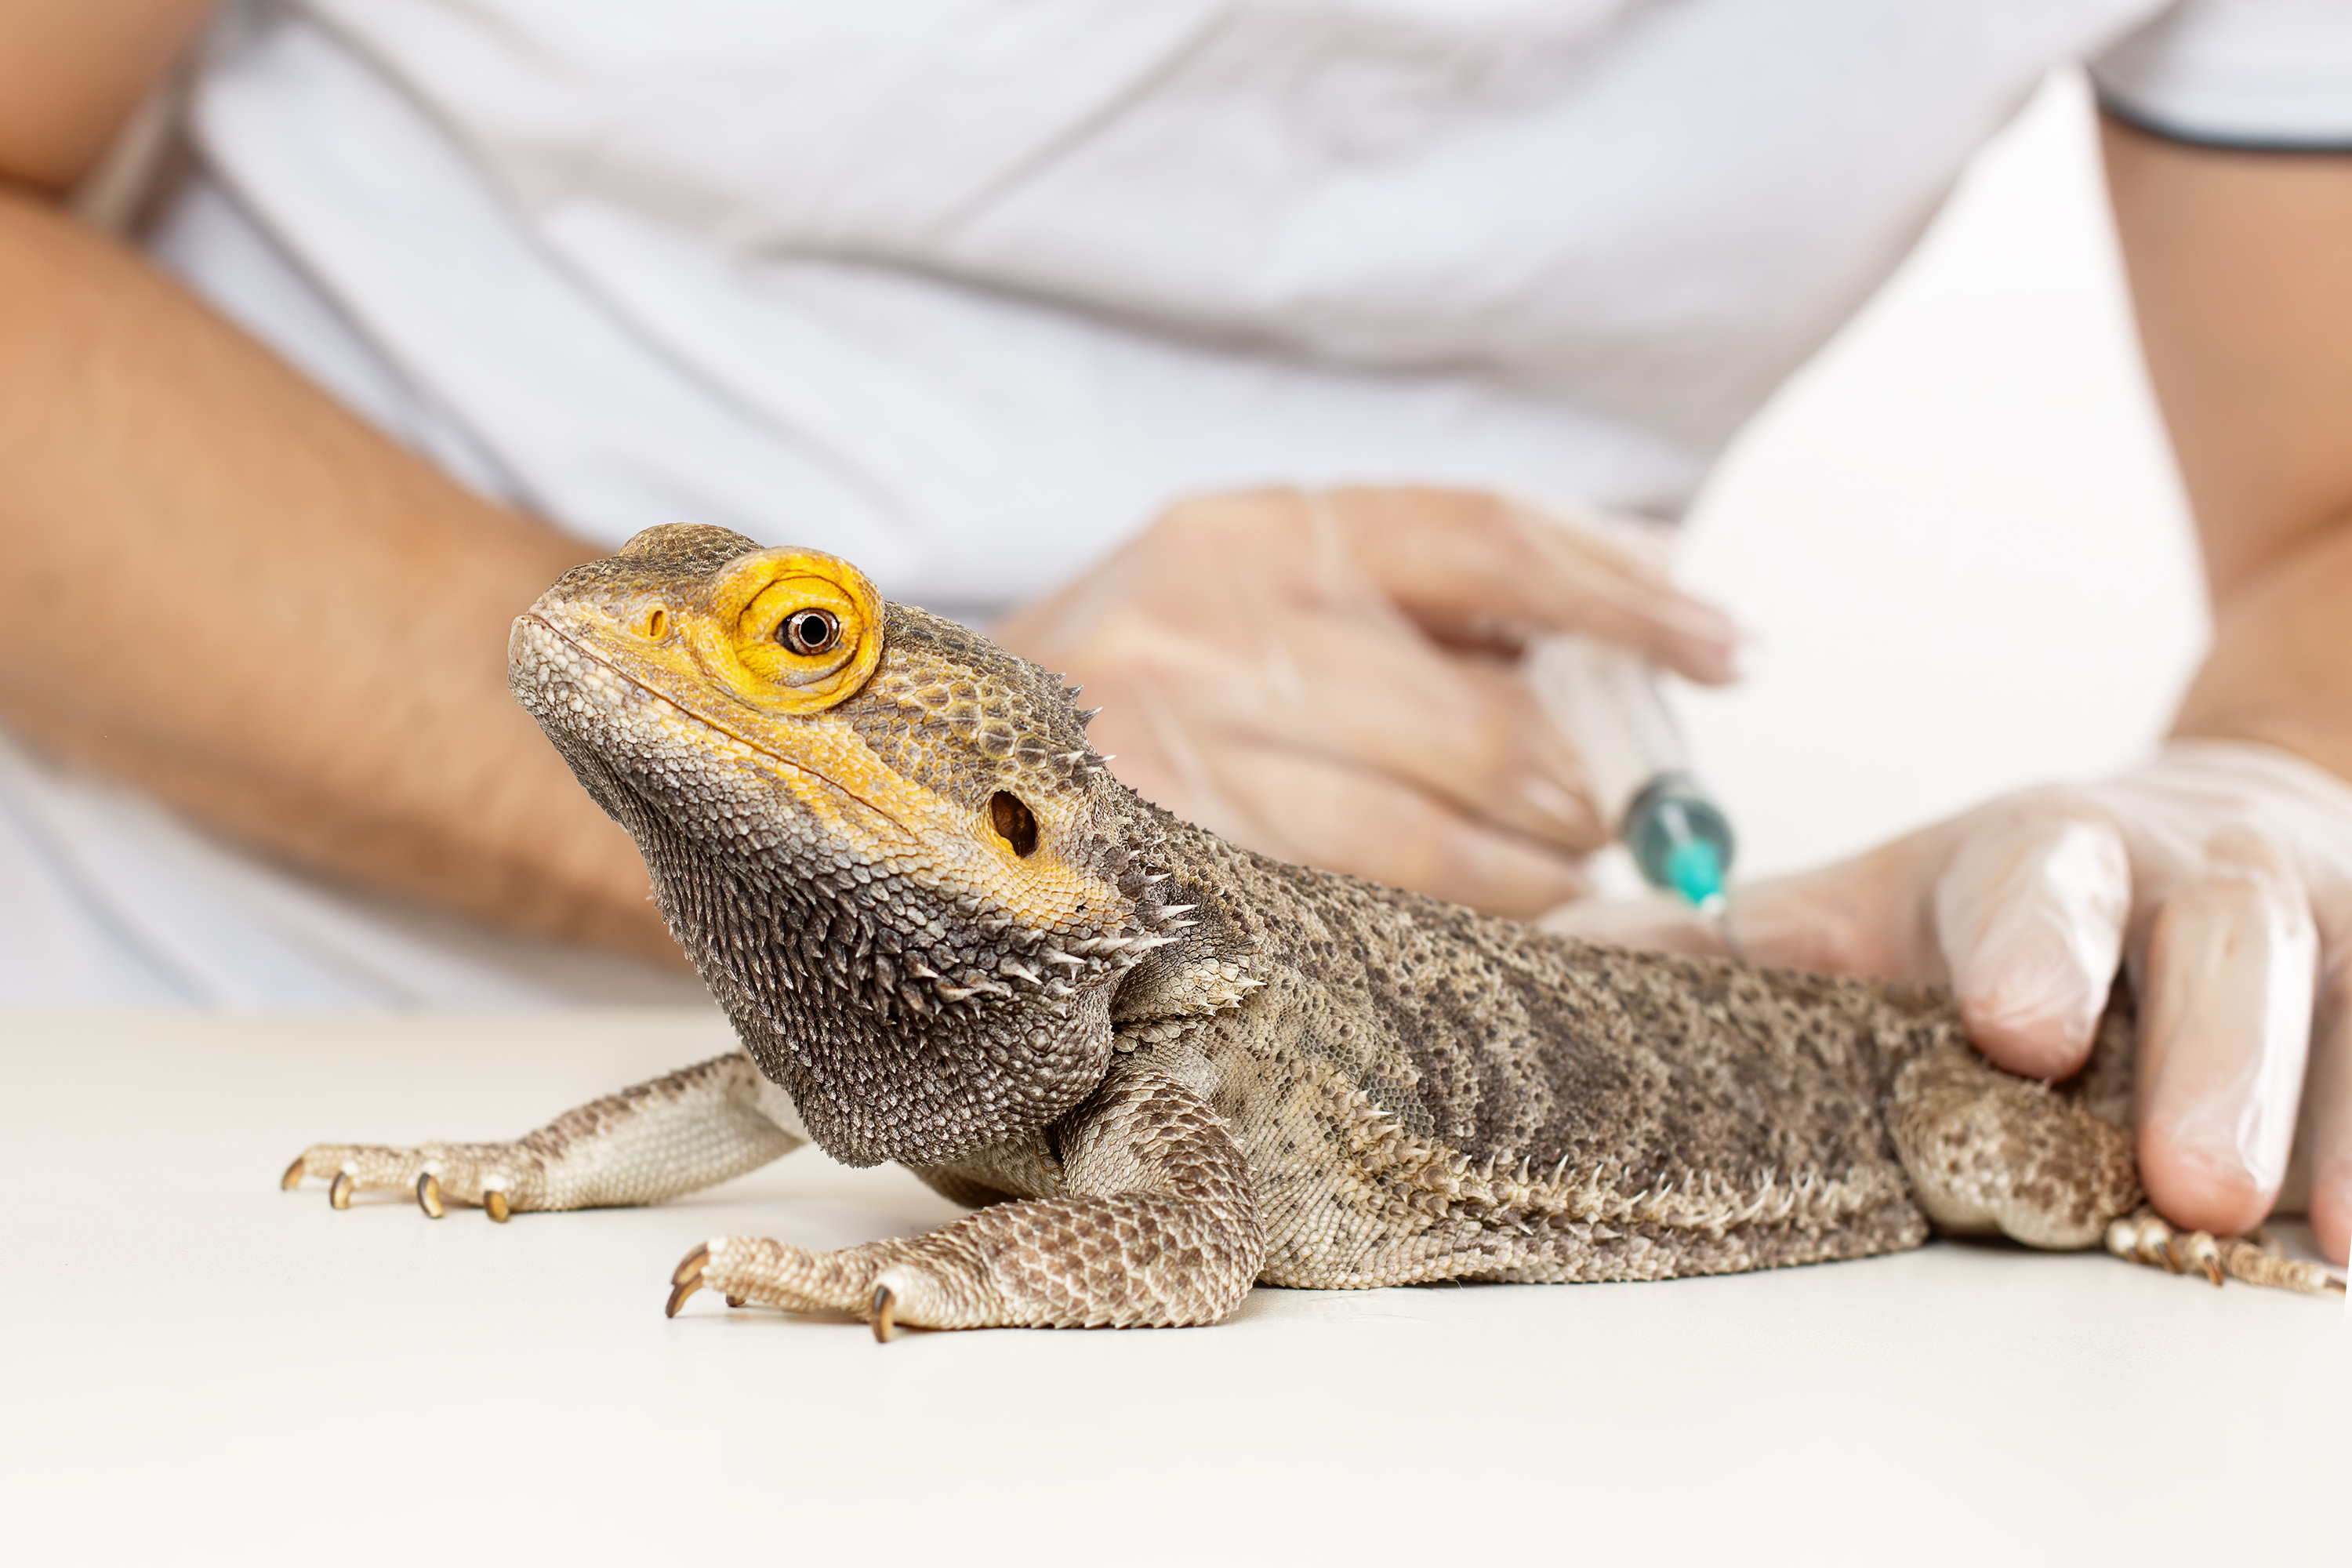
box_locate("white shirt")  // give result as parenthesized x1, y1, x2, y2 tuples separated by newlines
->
(5, 0, 2348, 1006)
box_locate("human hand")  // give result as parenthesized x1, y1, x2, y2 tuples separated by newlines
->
(1542, 740, 2352, 1263)
(993, 487, 1740, 917)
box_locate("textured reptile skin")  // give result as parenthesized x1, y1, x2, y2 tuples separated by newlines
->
(283, 526, 2342, 1324)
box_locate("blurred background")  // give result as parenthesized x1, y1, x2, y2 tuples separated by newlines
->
(1671, 69, 2204, 886)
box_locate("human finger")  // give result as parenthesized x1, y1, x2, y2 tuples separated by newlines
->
(1221, 610, 1609, 852)
(2134, 831, 2317, 1238)
(1710, 833, 1956, 982)
(1324, 488, 1744, 683)
(1536, 893, 1731, 956)
(1211, 743, 1591, 917)
(1067, 658, 1592, 915)
(1540, 848, 1931, 979)
(1036, 600, 1609, 853)
(1932, 806, 2131, 1081)
(2299, 970, 2352, 1265)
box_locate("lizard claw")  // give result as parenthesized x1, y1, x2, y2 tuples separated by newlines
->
(280, 1156, 307, 1192)
(416, 1172, 445, 1219)
(871, 1283, 897, 1344)
(2109, 1207, 2343, 1295)
(725, 1295, 746, 1308)
(666, 1244, 709, 1319)
(328, 1170, 355, 1210)
(484, 1189, 511, 1224)
(2167, 1229, 2225, 1286)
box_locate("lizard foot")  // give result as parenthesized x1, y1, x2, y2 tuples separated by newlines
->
(665, 1236, 979, 1336)
(2104, 1209, 2344, 1296)
(281, 1142, 536, 1221)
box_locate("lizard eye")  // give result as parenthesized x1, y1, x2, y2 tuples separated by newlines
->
(714, 549, 880, 709)
(989, 791, 1038, 857)
(777, 608, 840, 655)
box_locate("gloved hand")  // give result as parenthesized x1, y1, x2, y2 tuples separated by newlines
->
(994, 487, 1740, 917)
(1542, 739, 2352, 1263)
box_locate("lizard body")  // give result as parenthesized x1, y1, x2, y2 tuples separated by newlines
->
(285, 526, 2342, 1326)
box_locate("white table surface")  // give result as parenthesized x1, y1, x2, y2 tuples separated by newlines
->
(3, 1008, 2344, 1566)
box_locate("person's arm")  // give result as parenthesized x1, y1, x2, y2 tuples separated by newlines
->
(2108, 120, 2352, 769)
(1550, 116, 2352, 1264)
(0, 2, 678, 961)
(0, 0, 212, 194)
(2103, 115, 2352, 1251)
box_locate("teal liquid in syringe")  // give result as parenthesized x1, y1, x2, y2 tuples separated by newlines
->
(1620, 771, 1736, 908)
(1524, 635, 1736, 909)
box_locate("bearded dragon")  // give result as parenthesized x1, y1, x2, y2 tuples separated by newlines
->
(282, 525, 2344, 1331)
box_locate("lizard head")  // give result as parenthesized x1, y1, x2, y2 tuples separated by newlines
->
(508, 524, 1188, 1166)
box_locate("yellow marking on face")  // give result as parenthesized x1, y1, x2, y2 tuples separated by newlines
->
(543, 546, 1117, 934)
(576, 546, 881, 726)
(692, 707, 1117, 936)
(698, 547, 884, 709)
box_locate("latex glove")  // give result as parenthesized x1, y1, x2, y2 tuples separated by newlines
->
(1542, 740, 2352, 1263)
(994, 488, 1739, 917)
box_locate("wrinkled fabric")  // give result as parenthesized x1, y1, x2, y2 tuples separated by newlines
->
(177, 0, 2171, 608)
(13, 0, 2350, 1006)
(2092, 0, 2352, 147)
(0, 729, 706, 1007)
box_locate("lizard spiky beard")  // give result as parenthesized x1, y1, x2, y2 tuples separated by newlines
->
(508, 527, 1189, 1166)
(276, 525, 2342, 1337)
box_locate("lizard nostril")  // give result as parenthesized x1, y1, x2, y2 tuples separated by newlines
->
(642, 607, 667, 640)
(989, 792, 1039, 857)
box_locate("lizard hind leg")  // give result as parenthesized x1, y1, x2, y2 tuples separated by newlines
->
(1889, 1040, 2347, 1296)
(1888, 1040, 2141, 1253)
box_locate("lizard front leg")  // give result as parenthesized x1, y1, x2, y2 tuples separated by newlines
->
(282, 1052, 802, 1219)
(671, 1057, 1265, 1333)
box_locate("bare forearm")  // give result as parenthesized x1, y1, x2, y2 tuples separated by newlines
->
(0, 191, 677, 960)
(2172, 521, 2352, 781)
(2103, 117, 2352, 777)
(0, 0, 215, 192)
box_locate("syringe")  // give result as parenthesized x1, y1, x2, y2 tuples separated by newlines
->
(1523, 633, 1737, 909)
